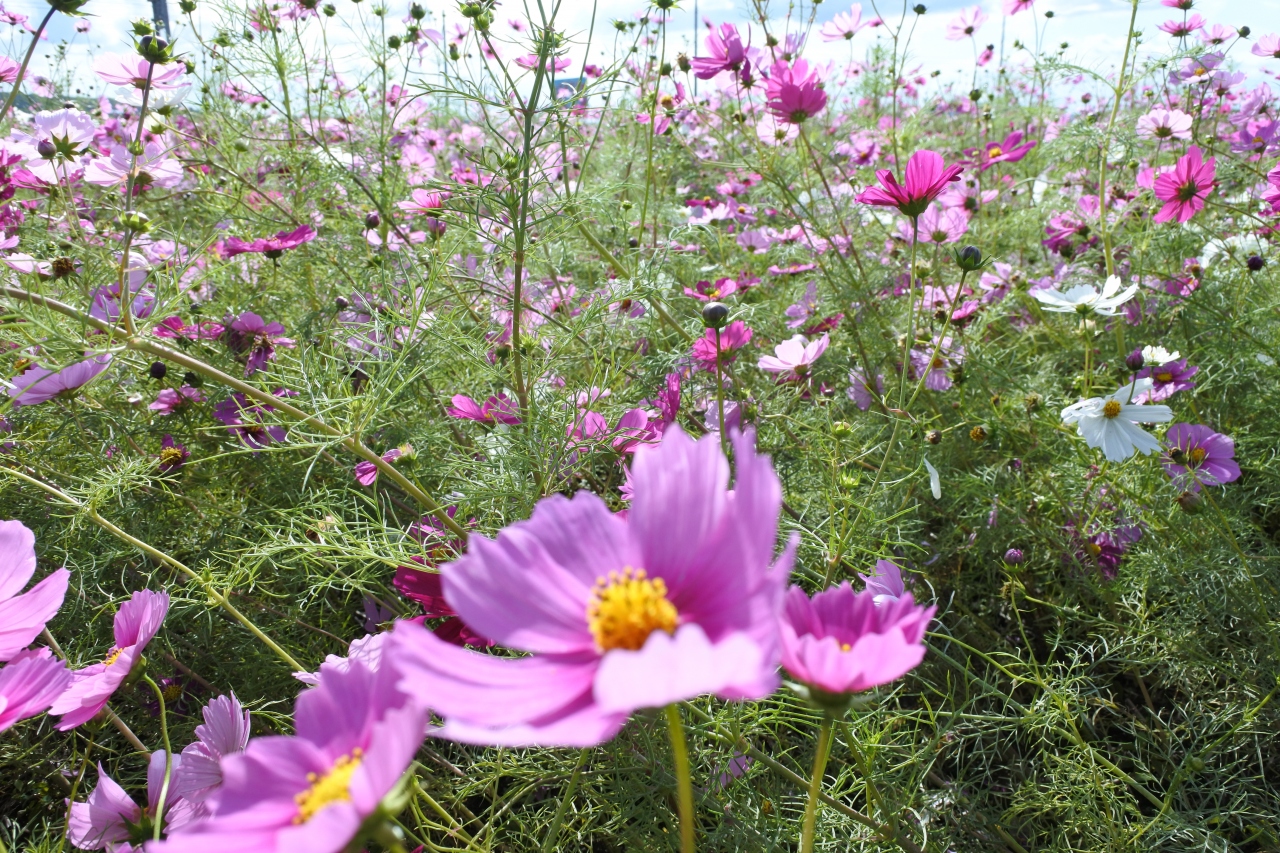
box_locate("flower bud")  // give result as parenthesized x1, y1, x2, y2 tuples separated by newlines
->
(1175, 491, 1203, 514)
(1024, 392, 1042, 411)
(387, 35, 402, 49)
(365, 211, 381, 229)
(956, 244, 984, 271)
(183, 371, 202, 387)
(179, 0, 197, 11)
(925, 429, 941, 445)
(335, 295, 350, 310)
(149, 361, 167, 380)
(702, 301, 730, 329)
(677, 53, 691, 72)
(36, 139, 57, 159)
(1003, 548, 1025, 564)
(121, 211, 153, 233)
(1124, 349, 1145, 372)
(138, 35, 172, 64)
(913, 3, 926, 13)
(1238, 26, 1251, 37)
(410, 3, 425, 19)
(969, 425, 988, 443)
(1247, 255, 1265, 272)
(323, 3, 336, 15)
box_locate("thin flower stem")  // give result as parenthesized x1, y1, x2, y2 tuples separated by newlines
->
(2, 466, 306, 672)
(0, 283, 467, 541)
(1097, 0, 1141, 278)
(664, 703, 697, 853)
(102, 706, 150, 755)
(897, 218, 920, 408)
(541, 748, 590, 853)
(714, 328, 728, 456)
(0, 7, 56, 126)
(141, 675, 175, 841)
(799, 713, 834, 853)
(57, 730, 96, 853)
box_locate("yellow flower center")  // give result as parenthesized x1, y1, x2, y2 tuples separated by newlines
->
(988, 145, 1003, 158)
(840, 642, 852, 652)
(586, 567, 678, 652)
(159, 447, 185, 467)
(1155, 371, 1173, 382)
(294, 749, 363, 824)
(103, 647, 124, 666)
(1102, 400, 1122, 418)
(1085, 542, 1103, 557)
(1189, 447, 1207, 465)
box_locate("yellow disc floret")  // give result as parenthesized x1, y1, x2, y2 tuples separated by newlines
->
(294, 748, 363, 824)
(586, 567, 678, 652)
(1102, 400, 1122, 418)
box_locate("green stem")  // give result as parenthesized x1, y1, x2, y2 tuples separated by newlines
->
(0, 7, 55, 125)
(799, 713, 835, 853)
(898, 218, 920, 407)
(714, 328, 728, 456)
(664, 704, 696, 853)
(1097, 0, 1141, 278)
(141, 675, 174, 841)
(541, 749, 590, 853)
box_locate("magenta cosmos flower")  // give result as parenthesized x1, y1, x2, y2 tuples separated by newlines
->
(780, 582, 934, 708)
(1164, 423, 1241, 493)
(212, 393, 288, 451)
(222, 224, 317, 260)
(224, 312, 296, 376)
(758, 333, 830, 381)
(447, 393, 521, 425)
(0, 648, 71, 733)
(390, 427, 796, 747)
(1153, 146, 1215, 223)
(173, 693, 251, 803)
(395, 561, 492, 647)
(69, 751, 205, 852)
(1265, 163, 1280, 212)
(765, 58, 828, 124)
(691, 320, 753, 372)
(856, 150, 963, 219)
(1, 519, 70, 661)
(153, 658, 426, 853)
(150, 386, 205, 415)
(1135, 358, 1198, 402)
(859, 559, 906, 605)
(976, 130, 1036, 169)
(7, 355, 112, 407)
(49, 590, 169, 730)
(690, 23, 751, 80)
(353, 445, 410, 486)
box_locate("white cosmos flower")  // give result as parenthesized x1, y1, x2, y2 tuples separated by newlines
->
(115, 83, 192, 111)
(1061, 378, 1173, 462)
(1033, 275, 1139, 316)
(1141, 345, 1180, 364)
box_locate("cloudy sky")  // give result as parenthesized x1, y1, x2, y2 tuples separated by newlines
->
(1, 0, 1276, 100)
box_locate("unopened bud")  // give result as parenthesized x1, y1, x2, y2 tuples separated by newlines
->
(1004, 548, 1025, 564)
(956, 244, 984, 271)
(36, 139, 56, 159)
(149, 361, 167, 380)
(1124, 349, 1145, 371)
(913, 3, 926, 13)
(1238, 26, 1251, 38)
(1175, 491, 1203, 514)
(121, 211, 152, 233)
(1247, 255, 1265, 272)
(702, 301, 730, 329)
(364, 211, 381, 229)
(926, 429, 941, 445)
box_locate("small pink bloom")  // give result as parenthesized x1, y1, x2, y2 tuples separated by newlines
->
(1003, 0, 1034, 13)
(945, 5, 988, 40)
(1136, 107, 1193, 140)
(856, 149, 963, 218)
(690, 23, 751, 80)
(691, 320, 753, 372)
(0, 520, 70, 662)
(150, 386, 205, 415)
(1159, 14, 1206, 37)
(1251, 33, 1280, 59)
(49, 590, 170, 730)
(93, 54, 188, 89)
(820, 4, 879, 41)
(221, 225, 316, 259)
(780, 582, 934, 702)
(353, 447, 405, 486)
(765, 59, 828, 124)
(173, 693, 252, 803)
(859, 559, 906, 605)
(1153, 145, 1215, 223)
(758, 333, 829, 381)
(447, 393, 521, 425)
(69, 752, 205, 850)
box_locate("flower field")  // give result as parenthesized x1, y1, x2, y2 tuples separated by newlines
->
(2, 0, 1280, 850)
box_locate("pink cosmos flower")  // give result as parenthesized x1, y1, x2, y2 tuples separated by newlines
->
(1252, 34, 1280, 59)
(49, 590, 169, 730)
(150, 386, 205, 415)
(395, 188, 450, 215)
(173, 693, 252, 803)
(69, 752, 204, 852)
(1153, 145, 1215, 223)
(1003, 0, 1034, 13)
(1160, 0, 1193, 7)
(514, 54, 573, 73)
(0, 648, 71, 733)
(859, 559, 906, 605)
(779, 582, 934, 705)
(395, 562, 491, 647)
(157, 435, 190, 474)
(224, 312, 296, 376)
(0, 56, 18, 84)
(691, 320, 753, 372)
(685, 277, 740, 301)
(90, 277, 155, 325)
(1159, 14, 1206, 37)
(1163, 424, 1241, 493)
(915, 206, 970, 243)
(758, 333, 830, 381)
(212, 393, 288, 451)
(945, 5, 988, 40)
(93, 54, 188, 89)
(691, 23, 751, 80)
(765, 59, 828, 124)
(910, 337, 963, 391)
(847, 368, 884, 411)
(856, 149, 963, 219)
(1, 520, 70, 661)
(153, 658, 426, 853)
(1264, 163, 1280, 212)
(390, 427, 796, 747)
(353, 446, 407, 486)
(154, 316, 225, 341)
(221, 225, 316, 259)
(820, 4, 878, 41)
(7, 355, 112, 407)
(84, 142, 183, 191)
(1136, 107, 1193, 140)
(447, 393, 521, 425)
(1135, 358, 1198, 402)
(976, 130, 1036, 169)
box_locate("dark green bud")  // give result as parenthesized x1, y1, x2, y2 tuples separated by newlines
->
(702, 302, 730, 329)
